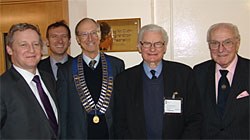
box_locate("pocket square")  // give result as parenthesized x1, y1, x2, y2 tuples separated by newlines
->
(236, 91, 249, 99)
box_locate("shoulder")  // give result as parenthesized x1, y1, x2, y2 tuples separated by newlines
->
(163, 60, 192, 72)
(104, 53, 125, 69)
(39, 56, 50, 64)
(115, 63, 141, 79)
(238, 55, 250, 64)
(104, 53, 124, 63)
(38, 57, 51, 68)
(193, 60, 213, 71)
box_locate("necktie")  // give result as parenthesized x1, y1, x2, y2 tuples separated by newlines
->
(32, 75, 58, 135)
(55, 62, 62, 80)
(150, 70, 157, 79)
(89, 60, 97, 70)
(217, 70, 230, 117)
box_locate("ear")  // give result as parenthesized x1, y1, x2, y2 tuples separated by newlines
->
(137, 45, 142, 53)
(235, 39, 240, 52)
(76, 37, 81, 45)
(6, 45, 13, 55)
(45, 39, 49, 47)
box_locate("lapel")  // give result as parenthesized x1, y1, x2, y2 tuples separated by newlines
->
(40, 70, 60, 136)
(42, 57, 56, 82)
(223, 56, 246, 120)
(162, 61, 178, 98)
(9, 67, 54, 130)
(206, 62, 219, 114)
(131, 63, 147, 138)
(40, 70, 58, 106)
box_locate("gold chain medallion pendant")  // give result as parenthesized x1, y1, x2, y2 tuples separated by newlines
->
(93, 115, 100, 124)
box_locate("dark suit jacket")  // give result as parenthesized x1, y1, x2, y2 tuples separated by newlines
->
(38, 55, 73, 82)
(57, 53, 125, 139)
(193, 55, 250, 139)
(113, 60, 202, 139)
(0, 66, 59, 139)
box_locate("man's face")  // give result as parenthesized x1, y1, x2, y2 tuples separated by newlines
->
(47, 26, 70, 56)
(76, 20, 101, 57)
(7, 29, 42, 72)
(208, 27, 240, 68)
(138, 31, 166, 68)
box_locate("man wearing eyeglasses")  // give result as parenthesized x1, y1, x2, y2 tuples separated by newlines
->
(193, 23, 249, 139)
(113, 24, 202, 139)
(56, 18, 125, 139)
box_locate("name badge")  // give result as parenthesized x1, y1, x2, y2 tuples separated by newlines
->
(164, 99, 182, 113)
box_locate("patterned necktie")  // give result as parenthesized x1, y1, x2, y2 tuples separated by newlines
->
(32, 75, 58, 135)
(217, 70, 230, 117)
(89, 60, 97, 70)
(150, 70, 157, 79)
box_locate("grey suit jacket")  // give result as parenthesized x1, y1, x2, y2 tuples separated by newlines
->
(0, 66, 59, 139)
(57, 53, 125, 139)
(193, 55, 250, 139)
(113, 60, 202, 139)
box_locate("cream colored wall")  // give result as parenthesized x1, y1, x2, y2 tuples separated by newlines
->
(68, 0, 250, 68)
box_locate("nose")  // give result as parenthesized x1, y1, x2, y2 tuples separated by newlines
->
(149, 45, 156, 51)
(58, 37, 63, 43)
(218, 43, 225, 52)
(86, 33, 93, 41)
(28, 44, 35, 52)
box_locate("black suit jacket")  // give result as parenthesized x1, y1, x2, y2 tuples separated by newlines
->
(193, 55, 250, 139)
(57, 53, 125, 139)
(0, 66, 59, 139)
(38, 55, 73, 82)
(113, 60, 202, 139)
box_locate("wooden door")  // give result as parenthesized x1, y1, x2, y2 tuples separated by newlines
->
(0, 0, 69, 75)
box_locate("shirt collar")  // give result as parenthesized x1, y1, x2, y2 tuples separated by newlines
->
(50, 55, 69, 66)
(13, 64, 40, 83)
(143, 61, 163, 78)
(216, 55, 238, 74)
(82, 53, 100, 68)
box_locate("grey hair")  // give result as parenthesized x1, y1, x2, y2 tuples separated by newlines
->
(6, 23, 43, 47)
(207, 22, 240, 42)
(138, 24, 169, 45)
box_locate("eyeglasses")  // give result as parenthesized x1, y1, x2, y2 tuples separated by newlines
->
(77, 30, 100, 39)
(208, 38, 236, 50)
(140, 41, 165, 48)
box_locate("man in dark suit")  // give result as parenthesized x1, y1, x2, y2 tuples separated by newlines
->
(193, 23, 249, 139)
(57, 18, 125, 139)
(38, 20, 73, 82)
(113, 24, 201, 139)
(0, 23, 59, 139)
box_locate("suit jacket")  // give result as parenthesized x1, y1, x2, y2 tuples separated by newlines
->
(113, 60, 202, 139)
(0, 66, 59, 139)
(57, 53, 125, 139)
(38, 55, 73, 82)
(193, 55, 250, 139)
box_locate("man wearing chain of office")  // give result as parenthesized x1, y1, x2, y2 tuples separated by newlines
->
(57, 17, 125, 139)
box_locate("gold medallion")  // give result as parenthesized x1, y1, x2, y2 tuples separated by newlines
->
(93, 115, 100, 124)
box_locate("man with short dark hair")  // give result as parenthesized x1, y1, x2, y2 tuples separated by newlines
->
(38, 20, 73, 81)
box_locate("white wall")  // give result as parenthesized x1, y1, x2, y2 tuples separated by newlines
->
(68, 0, 250, 68)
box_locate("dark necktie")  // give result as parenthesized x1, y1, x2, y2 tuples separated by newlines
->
(32, 75, 58, 135)
(217, 70, 230, 117)
(150, 70, 157, 79)
(55, 62, 62, 80)
(89, 60, 97, 70)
